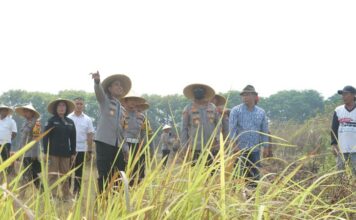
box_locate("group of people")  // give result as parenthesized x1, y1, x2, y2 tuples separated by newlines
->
(0, 71, 355, 201)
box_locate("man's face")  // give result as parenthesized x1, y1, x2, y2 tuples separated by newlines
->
(193, 87, 205, 100)
(125, 100, 137, 111)
(341, 92, 355, 104)
(74, 100, 85, 113)
(108, 80, 124, 98)
(241, 92, 256, 105)
(23, 109, 35, 119)
(0, 109, 9, 118)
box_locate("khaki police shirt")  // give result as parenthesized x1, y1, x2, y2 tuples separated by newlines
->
(181, 102, 221, 150)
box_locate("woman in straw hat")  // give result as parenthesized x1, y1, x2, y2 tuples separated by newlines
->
(0, 104, 17, 171)
(121, 92, 149, 185)
(15, 104, 42, 192)
(43, 98, 76, 200)
(91, 71, 131, 193)
(181, 83, 221, 165)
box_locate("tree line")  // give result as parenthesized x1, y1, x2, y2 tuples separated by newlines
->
(0, 89, 341, 144)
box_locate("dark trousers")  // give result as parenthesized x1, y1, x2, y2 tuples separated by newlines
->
(127, 142, 145, 185)
(1, 143, 12, 173)
(161, 149, 170, 167)
(71, 152, 85, 193)
(192, 149, 217, 166)
(95, 141, 125, 193)
(0, 143, 10, 161)
(22, 157, 42, 189)
(235, 150, 261, 187)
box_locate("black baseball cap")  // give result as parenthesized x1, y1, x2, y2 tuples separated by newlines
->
(337, 85, 356, 95)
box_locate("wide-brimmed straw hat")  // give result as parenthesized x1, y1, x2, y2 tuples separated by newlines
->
(15, 104, 40, 119)
(183, 83, 215, 100)
(102, 74, 132, 98)
(0, 104, 13, 115)
(212, 94, 226, 106)
(47, 98, 75, 115)
(163, 124, 172, 130)
(137, 102, 150, 111)
(240, 85, 258, 96)
(121, 90, 146, 104)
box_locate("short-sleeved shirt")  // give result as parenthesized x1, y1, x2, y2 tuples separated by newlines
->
(331, 105, 356, 153)
(68, 112, 94, 152)
(0, 116, 17, 145)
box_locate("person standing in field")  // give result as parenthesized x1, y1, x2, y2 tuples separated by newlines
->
(120, 93, 149, 185)
(229, 85, 269, 187)
(211, 94, 229, 139)
(91, 71, 131, 193)
(68, 97, 94, 194)
(181, 83, 220, 164)
(160, 124, 175, 167)
(136, 102, 155, 157)
(0, 104, 17, 173)
(43, 98, 76, 201)
(331, 85, 356, 175)
(15, 104, 42, 193)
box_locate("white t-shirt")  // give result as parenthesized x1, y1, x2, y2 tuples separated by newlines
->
(68, 112, 94, 152)
(335, 105, 356, 153)
(0, 116, 17, 145)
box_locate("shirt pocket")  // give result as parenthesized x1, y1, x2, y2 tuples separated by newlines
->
(207, 109, 215, 124)
(253, 114, 264, 128)
(191, 111, 200, 127)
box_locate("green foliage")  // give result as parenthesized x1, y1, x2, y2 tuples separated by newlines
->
(262, 90, 324, 122)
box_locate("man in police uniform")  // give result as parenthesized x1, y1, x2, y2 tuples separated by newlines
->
(211, 94, 229, 139)
(181, 84, 221, 165)
(121, 92, 148, 185)
(15, 103, 42, 193)
(91, 71, 131, 193)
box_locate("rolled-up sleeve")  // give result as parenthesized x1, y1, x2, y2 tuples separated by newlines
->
(261, 113, 269, 147)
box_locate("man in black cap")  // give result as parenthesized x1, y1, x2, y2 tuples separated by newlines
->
(331, 85, 356, 175)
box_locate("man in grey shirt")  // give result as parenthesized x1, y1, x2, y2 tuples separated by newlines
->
(181, 83, 220, 165)
(91, 71, 131, 193)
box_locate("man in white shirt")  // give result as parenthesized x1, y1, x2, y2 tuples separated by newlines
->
(0, 104, 17, 173)
(331, 85, 356, 175)
(68, 97, 94, 194)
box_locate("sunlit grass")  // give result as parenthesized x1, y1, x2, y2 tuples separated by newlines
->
(0, 126, 355, 219)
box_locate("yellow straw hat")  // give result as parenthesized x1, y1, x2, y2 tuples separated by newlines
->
(102, 74, 132, 98)
(183, 83, 215, 100)
(47, 98, 75, 115)
(15, 103, 40, 119)
(0, 104, 13, 115)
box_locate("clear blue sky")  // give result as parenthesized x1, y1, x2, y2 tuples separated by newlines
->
(1, 0, 355, 99)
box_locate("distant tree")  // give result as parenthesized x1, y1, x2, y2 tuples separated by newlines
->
(262, 90, 324, 122)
